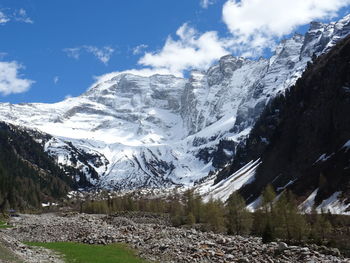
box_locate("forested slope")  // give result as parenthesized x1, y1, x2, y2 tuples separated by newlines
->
(215, 34, 350, 210)
(0, 122, 72, 210)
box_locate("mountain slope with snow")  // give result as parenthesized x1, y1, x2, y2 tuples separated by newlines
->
(0, 15, 350, 191)
(211, 33, 350, 214)
(0, 122, 73, 209)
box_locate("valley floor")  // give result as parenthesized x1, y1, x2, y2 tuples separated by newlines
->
(0, 230, 63, 263)
(1, 212, 349, 263)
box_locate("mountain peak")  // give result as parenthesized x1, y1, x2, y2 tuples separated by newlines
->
(0, 14, 350, 191)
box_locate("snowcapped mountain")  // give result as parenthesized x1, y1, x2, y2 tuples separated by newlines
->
(203, 31, 350, 214)
(1, 15, 350, 191)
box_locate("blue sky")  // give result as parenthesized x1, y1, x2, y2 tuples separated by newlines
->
(0, 0, 349, 104)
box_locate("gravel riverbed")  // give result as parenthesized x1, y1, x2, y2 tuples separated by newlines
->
(1, 212, 349, 263)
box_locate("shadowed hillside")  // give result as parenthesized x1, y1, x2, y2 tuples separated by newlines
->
(215, 35, 350, 210)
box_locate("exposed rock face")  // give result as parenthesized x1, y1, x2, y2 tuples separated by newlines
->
(0, 15, 349, 193)
(4, 213, 350, 263)
(213, 34, 350, 212)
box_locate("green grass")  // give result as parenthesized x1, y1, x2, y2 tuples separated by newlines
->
(0, 220, 12, 229)
(26, 242, 149, 263)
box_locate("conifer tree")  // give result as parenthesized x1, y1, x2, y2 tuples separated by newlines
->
(203, 198, 226, 233)
(256, 184, 277, 238)
(183, 189, 204, 223)
(252, 207, 266, 235)
(261, 184, 276, 236)
(169, 196, 184, 226)
(312, 210, 333, 242)
(262, 221, 275, 243)
(275, 191, 309, 241)
(262, 184, 276, 215)
(193, 193, 204, 223)
(226, 192, 252, 235)
(185, 212, 196, 225)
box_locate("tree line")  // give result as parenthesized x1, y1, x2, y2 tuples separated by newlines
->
(78, 185, 334, 245)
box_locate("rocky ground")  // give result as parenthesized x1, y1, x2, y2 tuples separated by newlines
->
(1, 212, 350, 263)
(0, 229, 63, 263)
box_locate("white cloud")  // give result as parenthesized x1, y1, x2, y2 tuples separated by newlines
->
(133, 44, 148, 55)
(200, 0, 216, 8)
(0, 61, 34, 96)
(138, 23, 230, 75)
(75, 0, 350, 80)
(0, 8, 33, 25)
(222, 0, 350, 55)
(84, 46, 114, 65)
(13, 8, 33, 24)
(64, 46, 114, 65)
(136, 0, 350, 76)
(0, 11, 9, 24)
(63, 48, 81, 60)
(53, 76, 59, 84)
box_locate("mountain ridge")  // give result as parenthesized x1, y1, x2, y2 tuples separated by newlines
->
(204, 34, 350, 214)
(0, 15, 349, 194)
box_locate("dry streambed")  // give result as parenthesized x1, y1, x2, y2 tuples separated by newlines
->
(1, 212, 350, 263)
